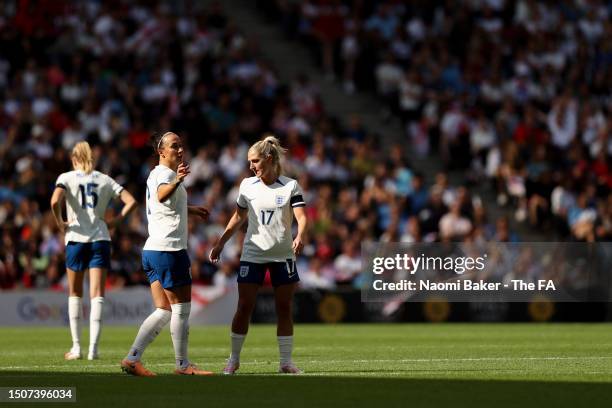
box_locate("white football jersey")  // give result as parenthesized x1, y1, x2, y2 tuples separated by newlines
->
(237, 175, 306, 263)
(55, 170, 123, 243)
(143, 165, 188, 251)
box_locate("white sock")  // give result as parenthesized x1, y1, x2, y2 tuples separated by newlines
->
(126, 308, 171, 362)
(277, 335, 293, 366)
(68, 296, 82, 353)
(170, 303, 191, 369)
(229, 332, 246, 362)
(89, 297, 104, 355)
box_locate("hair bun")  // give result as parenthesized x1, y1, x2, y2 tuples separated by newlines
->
(264, 135, 278, 144)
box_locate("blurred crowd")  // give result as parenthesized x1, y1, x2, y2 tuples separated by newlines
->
(264, 0, 611, 241)
(8, 0, 599, 294)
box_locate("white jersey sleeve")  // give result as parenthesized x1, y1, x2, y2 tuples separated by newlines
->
(289, 182, 306, 208)
(56, 170, 123, 243)
(236, 179, 249, 209)
(101, 173, 124, 197)
(55, 173, 67, 189)
(156, 167, 176, 188)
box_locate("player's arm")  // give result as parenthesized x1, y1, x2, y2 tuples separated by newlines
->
(188, 205, 210, 221)
(50, 186, 68, 233)
(109, 189, 138, 229)
(157, 163, 190, 202)
(209, 206, 248, 263)
(292, 206, 307, 255)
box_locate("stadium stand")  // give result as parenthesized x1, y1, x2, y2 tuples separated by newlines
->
(0, 0, 609, 295)
(259, 0, 611, 241)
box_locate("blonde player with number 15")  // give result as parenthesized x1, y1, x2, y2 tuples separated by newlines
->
(51, 141, 137, 361)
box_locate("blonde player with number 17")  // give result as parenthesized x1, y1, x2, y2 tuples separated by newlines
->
(210, 134, 308, 375)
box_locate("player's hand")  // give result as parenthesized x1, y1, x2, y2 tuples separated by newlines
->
(292, 236, 304, 255)
(107, 216, 123, 230)
(176, 162, 190, 183)
(209, 244, 224, 263)
(189, 206, 210, 221)
(58, 221, 69, 233)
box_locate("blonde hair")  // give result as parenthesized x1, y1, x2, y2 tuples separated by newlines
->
(71, 141, 94, 174)
(249, 134, 286, 176)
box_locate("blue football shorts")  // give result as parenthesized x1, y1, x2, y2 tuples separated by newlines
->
(142, 249, 192, 289)
(65, 241, 111, 272)
(237, 260, 300, 287)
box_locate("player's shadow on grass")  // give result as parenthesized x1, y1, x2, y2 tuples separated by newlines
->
(1, 371, 610, 408)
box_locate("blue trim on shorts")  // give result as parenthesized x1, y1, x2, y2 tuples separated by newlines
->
(65, 241, 111, 271)
(237, 260, 300, 287)
(142, 249, 192, 289)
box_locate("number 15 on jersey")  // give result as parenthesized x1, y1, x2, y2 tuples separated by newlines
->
(78, 183, 98, 209)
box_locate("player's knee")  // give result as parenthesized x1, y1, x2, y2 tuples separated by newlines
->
(236, 300, 255, 317)
(275, 303, 293, 318)
(69, 289, 83, 297)
(90, 289, 104, 298)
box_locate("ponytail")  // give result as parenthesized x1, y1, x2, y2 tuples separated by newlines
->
(248, 134, 287, 176)
(71, 141, 94, 174)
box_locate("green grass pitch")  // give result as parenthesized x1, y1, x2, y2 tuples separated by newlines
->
(0, 324, 611, 407)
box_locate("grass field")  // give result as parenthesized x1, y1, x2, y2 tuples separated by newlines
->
(0, 324, 611, 407)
